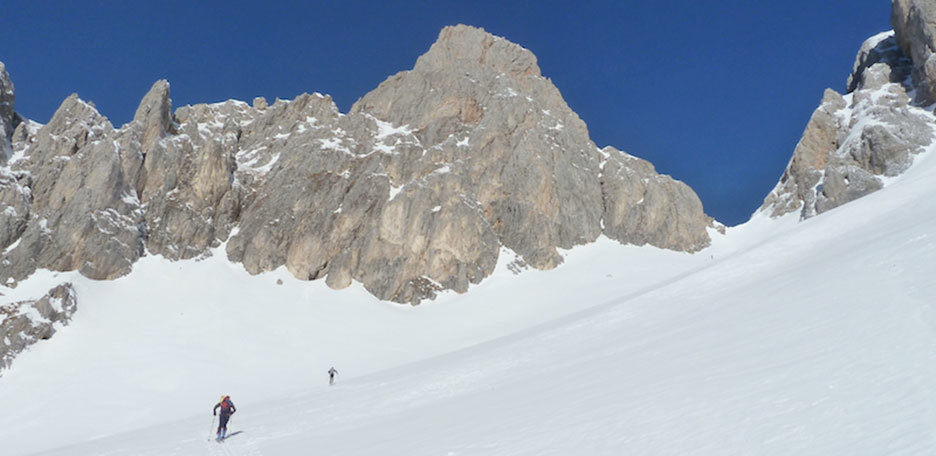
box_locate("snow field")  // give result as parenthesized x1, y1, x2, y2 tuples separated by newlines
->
(0, 223, 716, 454)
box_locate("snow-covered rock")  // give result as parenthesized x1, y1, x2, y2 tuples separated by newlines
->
(761, 31, 936, 219)
(0, 282, 76, 371)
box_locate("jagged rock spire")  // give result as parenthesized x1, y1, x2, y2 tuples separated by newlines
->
(134, 80, 172, 152)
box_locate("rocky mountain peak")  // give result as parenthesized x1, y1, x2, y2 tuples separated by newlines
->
(413, 25, 541, 79)
(47, 93, 110, 132)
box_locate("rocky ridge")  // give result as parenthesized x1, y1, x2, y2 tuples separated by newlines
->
(0, 25, 713, 304)
(762, 1, 936, 219)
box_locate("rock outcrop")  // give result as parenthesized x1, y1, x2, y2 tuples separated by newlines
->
(600, 146, 711, 249)
(761, 28, 936, 219)
(892, 0, 936, 103)
(0, 283, 77, 372)
(0, 25, 713, 303)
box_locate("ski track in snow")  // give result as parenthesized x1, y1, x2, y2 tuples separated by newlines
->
(4, 143, 936, 454)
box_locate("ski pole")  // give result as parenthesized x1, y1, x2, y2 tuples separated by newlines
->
(208, 415, 216, 441)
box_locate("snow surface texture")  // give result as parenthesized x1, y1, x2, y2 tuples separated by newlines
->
(2, 138, 936, 454)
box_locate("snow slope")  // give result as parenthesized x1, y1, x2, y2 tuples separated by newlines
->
(3, 146, 936, 454)
(0, 220, 719, 454)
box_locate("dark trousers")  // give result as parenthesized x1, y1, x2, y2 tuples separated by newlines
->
(218, 413, 231, 433)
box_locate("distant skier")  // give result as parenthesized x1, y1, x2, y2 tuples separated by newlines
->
(213, 395, 236, 441)
(328, 367, 339, 385)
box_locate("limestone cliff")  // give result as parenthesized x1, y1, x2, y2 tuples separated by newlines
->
(0, 25, 713, 303)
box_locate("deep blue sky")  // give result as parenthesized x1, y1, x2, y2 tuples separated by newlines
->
(0, 1, 891, 225)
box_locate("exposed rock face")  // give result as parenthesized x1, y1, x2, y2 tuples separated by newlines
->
(0, 63, 15, 164)
(1, 95, 145, 283)
(892, 0, 936, 103)
(761, 31, 936, 219)
(229, 25, 711, 302)
(600, 147, 711, 249)
(0, 25, 713, 303)
(0, 283, 77, 371)
(135, 84, 245, 260)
